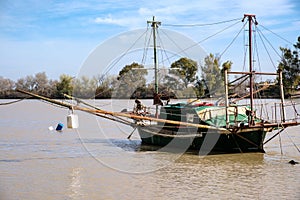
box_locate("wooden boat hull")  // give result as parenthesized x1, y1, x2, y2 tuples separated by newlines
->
(137, 126, 267, 153)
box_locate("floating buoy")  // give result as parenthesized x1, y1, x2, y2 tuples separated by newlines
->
(289, 160, 299, 165)
(56, 123, 64, 131)
(48, 126, 54, 131)
(67, 114, 79, 129)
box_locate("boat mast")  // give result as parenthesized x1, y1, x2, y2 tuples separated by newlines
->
(243, 14, 258, 125)
(279, 69, 286, 122)
(224, 68, 229, 128)
(147, 16, 161, 117)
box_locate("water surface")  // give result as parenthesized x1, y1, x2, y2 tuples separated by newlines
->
(1, 100, 300, 199)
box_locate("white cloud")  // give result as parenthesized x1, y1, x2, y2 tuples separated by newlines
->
(138, 5, 186, 16)
(236, 0, 294, 17)
(90, 0, 298, 31)
(1, 0, 299, 80)
(94, 15, 123, 26)
(93, 14, 147, 29)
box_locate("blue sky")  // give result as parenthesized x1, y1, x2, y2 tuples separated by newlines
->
(1, 0, 299, 81)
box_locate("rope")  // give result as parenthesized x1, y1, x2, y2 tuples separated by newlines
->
(259, 24, 294, 46)
(159, 20, 241, 64)
(234, 132, 260, 148)
(291, 99, 300, 117)
(102, 29, 149, 77)
(219, 21, 247, 57)
(159, 29, 189, 59)
(0, 97, 28, 106)
(156, 30, 174, 68)
(278, 123, 283, 155)
(163, 17, 241, 27)
(141, 26, 152, 65)
(263, 128, 285, 145)
(231, 134, 243, 153)
(286, 131, 300, 154)
(40, 99, 71, 110)
(242, 26, 248, 72)
(256, 27, 281, 70)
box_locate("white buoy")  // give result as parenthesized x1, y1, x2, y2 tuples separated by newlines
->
(48, 126, 54, 131)
(67, 114, 79, 129)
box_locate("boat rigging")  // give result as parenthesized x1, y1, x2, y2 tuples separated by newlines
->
(17, 14, 300, 154)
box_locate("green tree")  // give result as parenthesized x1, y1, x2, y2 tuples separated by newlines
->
(116, 62, 148, 98)
(162, 57, 199, 98)
(221, 61, 232, 76)
(72, 76, 98, 98)
(55, 74, 74, 98)
(17, 75, 35, 91)
(201, 54, 224, 97)
(95, 75, 116, 98)
(0, 76, 15, 98)
(169, 57, 198, 88)
(34, 72, 54, 96)
(15, 72, 54, 96)
(278, 36, 300, 94)
(194, 79, 206, 98)
(164, 74, 183, 91)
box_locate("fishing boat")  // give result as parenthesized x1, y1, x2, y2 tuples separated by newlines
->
(129, 14, 300, 153)
(17, 14, 300, 154)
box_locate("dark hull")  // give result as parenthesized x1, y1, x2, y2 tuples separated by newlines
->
(137, 126, 267, 153)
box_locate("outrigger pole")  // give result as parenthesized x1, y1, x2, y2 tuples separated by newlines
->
(16, 89, 230, 132)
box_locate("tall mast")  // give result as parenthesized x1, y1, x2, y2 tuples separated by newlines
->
(243, 14, 258, 125)
(147, 16, 161, 117)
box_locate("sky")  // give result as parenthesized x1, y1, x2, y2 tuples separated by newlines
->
(0, 0, 299, 81)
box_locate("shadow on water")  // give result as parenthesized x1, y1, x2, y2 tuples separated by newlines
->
(80, 137, 267, 159)
(81, 138, 183, 152)
(80, 138, 142, 152)
(0, 159, 23, 163)
(81, 138, 197, 153)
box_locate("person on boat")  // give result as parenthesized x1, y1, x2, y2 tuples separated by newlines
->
(134, 99, 147, 115)
(153, 93, 163, 106)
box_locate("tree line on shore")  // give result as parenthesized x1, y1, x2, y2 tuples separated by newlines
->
(1, 36, 299, 99)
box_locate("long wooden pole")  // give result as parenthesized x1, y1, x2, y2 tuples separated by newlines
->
(75, 106, 229, 132)
(16, 89, 74, 109)
(16, 89, 299, 133)
(16, 89, 230, 132)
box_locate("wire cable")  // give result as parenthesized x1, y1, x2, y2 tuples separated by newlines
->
(220, 21, 247, 57)
(259, 24, 294, 46)
(256, 28, 279, 70)
(102, 29, 150, 76)
(141, 27, 152, 65)
(0, 98, 26, 106)
(163, 17, 241, 27)
(160, 20, 241, 64)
